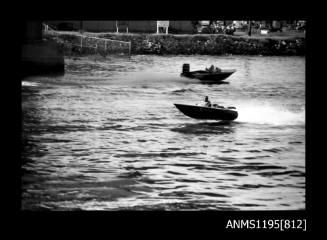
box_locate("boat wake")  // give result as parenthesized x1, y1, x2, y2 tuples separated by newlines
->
(170, 88, 195, 94)
(235, 101, 305, 126)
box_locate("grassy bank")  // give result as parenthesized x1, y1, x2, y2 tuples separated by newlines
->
(49, 31, 305, 56)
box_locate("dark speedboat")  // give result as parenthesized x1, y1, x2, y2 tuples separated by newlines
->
(174, 103, 238, 121)
(180, 64, 236, 82)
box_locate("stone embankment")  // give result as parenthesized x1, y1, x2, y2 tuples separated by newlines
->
(50, 32, 305, 56)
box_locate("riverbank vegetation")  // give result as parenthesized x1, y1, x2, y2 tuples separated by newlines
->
(47, 31, 305, 56)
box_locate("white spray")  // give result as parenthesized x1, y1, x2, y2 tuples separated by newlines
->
(233, 100, 305, 126)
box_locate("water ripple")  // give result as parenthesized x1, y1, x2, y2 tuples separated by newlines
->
(22, 55, 305, 210)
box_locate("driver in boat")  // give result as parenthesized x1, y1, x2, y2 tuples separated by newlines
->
(204, 96, 212, 107)
(215, 66, 221, 72)
(205, 65, 215, 72)
(203, 96, 226, 109)
(205, 65, 221, 73)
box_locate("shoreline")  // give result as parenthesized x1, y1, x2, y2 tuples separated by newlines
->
(49, 31, 305, 56)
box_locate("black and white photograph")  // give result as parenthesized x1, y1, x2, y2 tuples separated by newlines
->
(21, 20, 306, 213)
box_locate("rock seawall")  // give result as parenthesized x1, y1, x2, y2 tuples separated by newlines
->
(99, 33, 305, 56)
(52, 33, 305, 56)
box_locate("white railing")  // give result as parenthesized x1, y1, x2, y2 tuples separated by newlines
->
(43, 24, 131, 58)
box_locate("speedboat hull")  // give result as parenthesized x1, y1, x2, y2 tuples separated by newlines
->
(181, 70, 236, 81)
(174, 103, 238, 121)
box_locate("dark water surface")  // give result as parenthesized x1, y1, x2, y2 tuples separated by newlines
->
(22, 55, 305, 210)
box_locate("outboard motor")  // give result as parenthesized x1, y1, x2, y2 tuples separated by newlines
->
(182, 63, 190, 73)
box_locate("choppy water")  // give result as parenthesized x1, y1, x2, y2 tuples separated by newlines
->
(21, 55, 305, 210)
